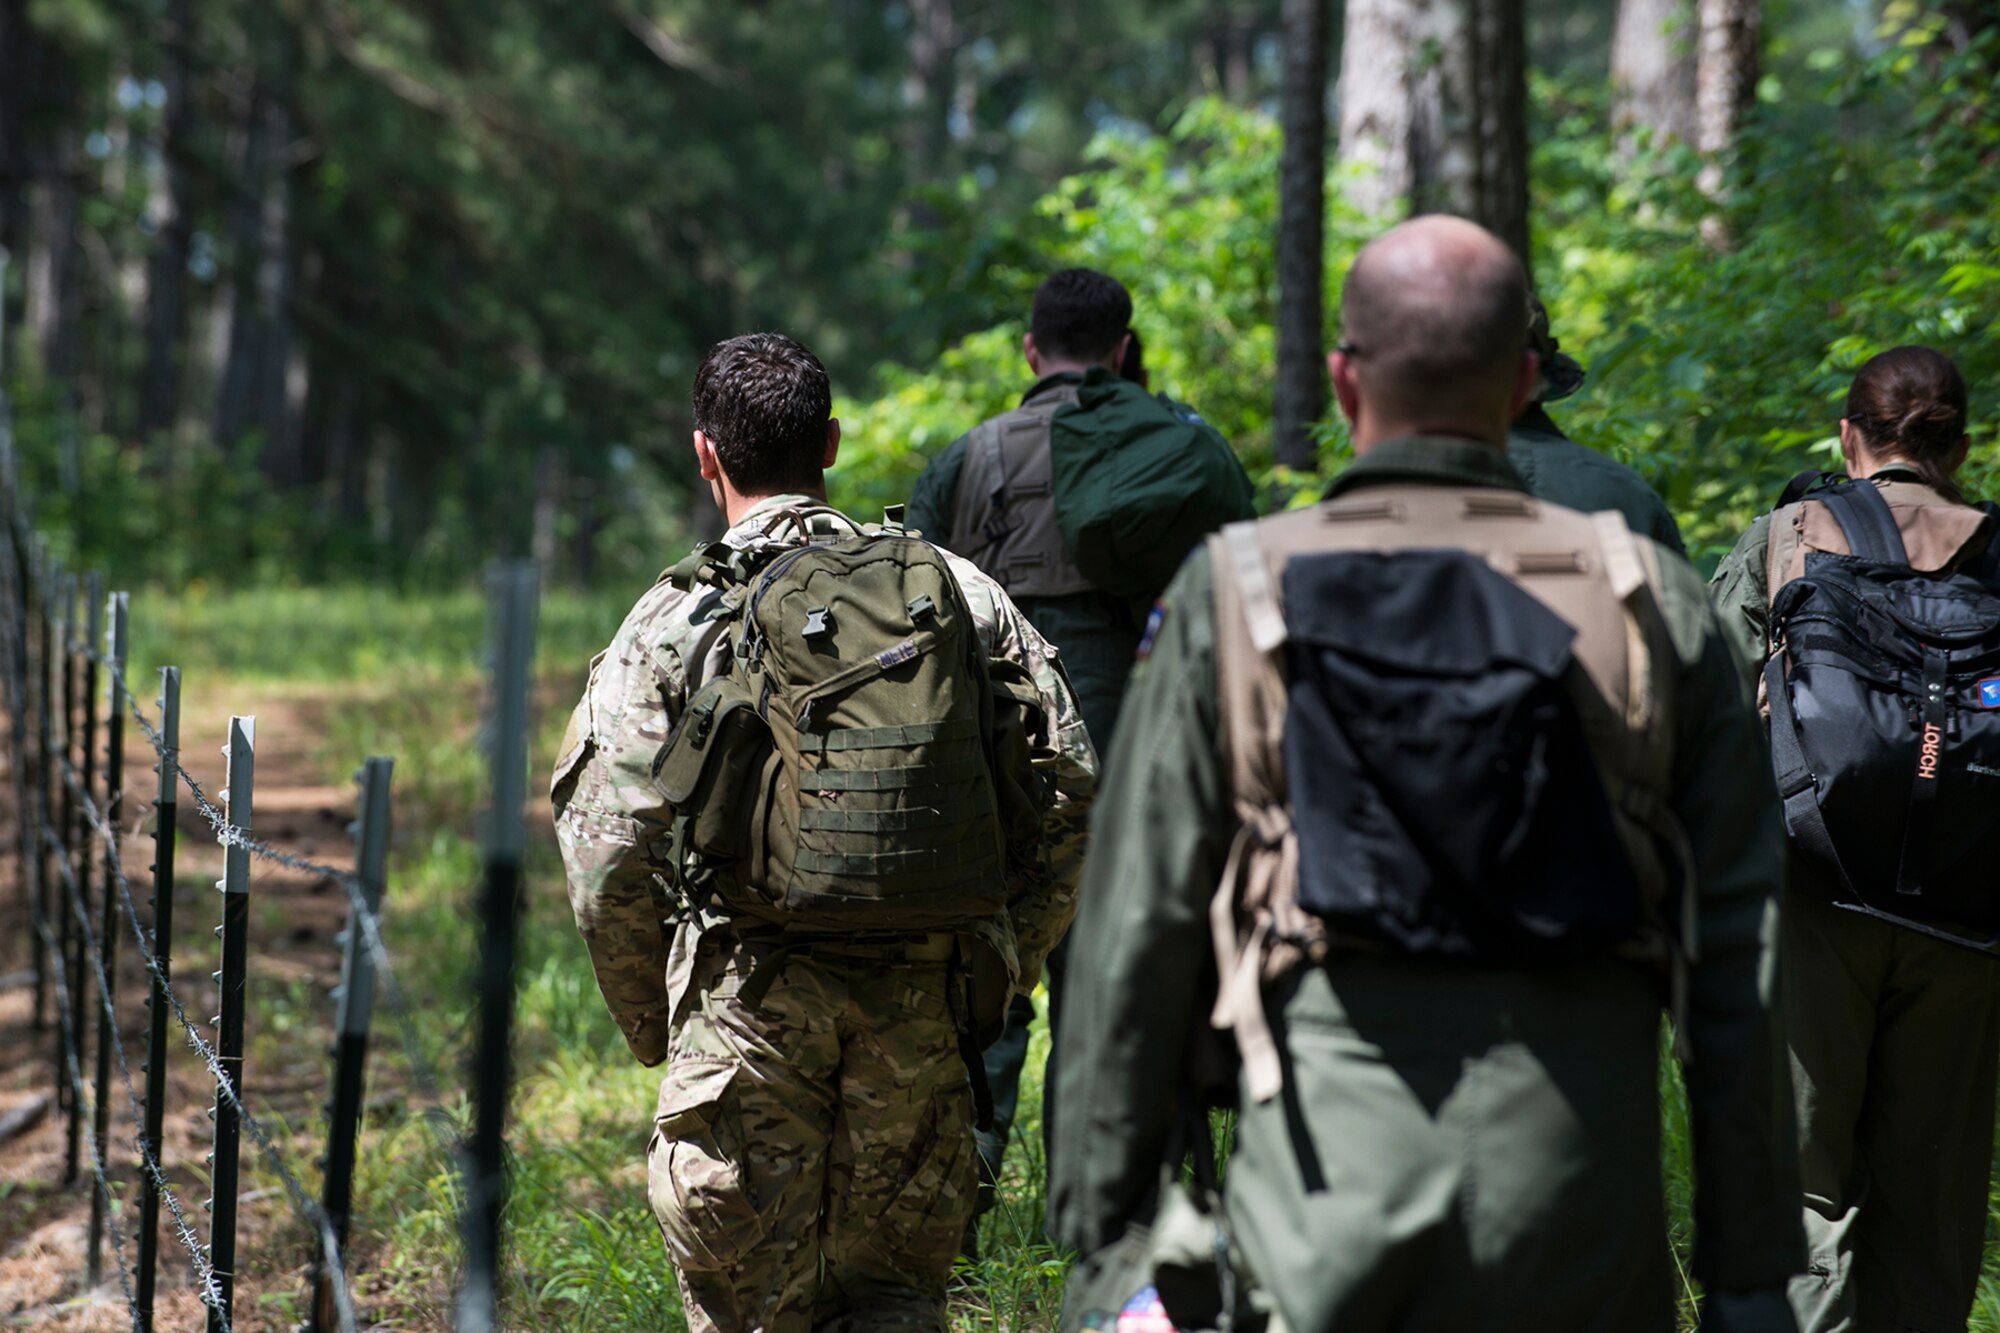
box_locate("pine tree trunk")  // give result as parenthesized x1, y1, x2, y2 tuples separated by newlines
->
(1694, 0, 1758, 241)
(0, 0, 30, 347)
(137, 0, 194, 444)
(1274, 0, 1329, 472)
(1337, 0, 1530, 267)
(902, 0, 957, 181)
(214, 54, 301, 482)
(1611, 0, 1697, 147)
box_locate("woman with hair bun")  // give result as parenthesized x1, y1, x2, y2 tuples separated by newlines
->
(1710, 345, 1997, 1333)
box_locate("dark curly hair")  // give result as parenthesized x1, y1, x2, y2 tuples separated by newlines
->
(1030, 269, 1133, 364)
(691, 333, 833, 495)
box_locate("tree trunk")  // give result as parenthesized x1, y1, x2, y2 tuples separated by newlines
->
(0, 0, 30, 348)
(1694, 0, 1758, 241)
(1274, 0, 1329, 471)
(1337, 0, 1530, 268)
(902, 0, 957, 182)
(1610, 0, 1697, 148)
(214, 58, 301, 482)
(137, 0, 195, 445)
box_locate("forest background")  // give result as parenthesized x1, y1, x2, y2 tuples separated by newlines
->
(1, 0, 1999, 1328)
(6, 0, 1996, 585)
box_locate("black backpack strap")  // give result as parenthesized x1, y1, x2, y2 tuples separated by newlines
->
(1894, 649, 1950, 901)
(1776, 469, 1844, 509)
(1833, 901, 2000, 958)
(1814, 480, 1909, 565)
(1763, 654, 1858, 893)
(1967, 502, 2000, 583)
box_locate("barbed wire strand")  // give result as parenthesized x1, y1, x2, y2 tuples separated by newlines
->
(53, 764, 363, 1333)
(24, 887, 143, 1333)
(95, 648, 461, 1145)
(40, 816, 234, 1330)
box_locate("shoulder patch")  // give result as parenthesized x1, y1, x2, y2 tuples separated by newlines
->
(1136, 600, 1169, 661)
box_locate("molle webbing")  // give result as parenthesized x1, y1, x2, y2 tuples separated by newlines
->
(1208, 487, 1684, 1104)
(951, 390, 1096, 599)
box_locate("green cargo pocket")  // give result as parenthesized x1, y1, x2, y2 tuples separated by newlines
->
(648, 1057, 768, 1272)
(658, 679, 773, 860)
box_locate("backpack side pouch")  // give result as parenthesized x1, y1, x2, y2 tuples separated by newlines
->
(657, 677, 774, 862)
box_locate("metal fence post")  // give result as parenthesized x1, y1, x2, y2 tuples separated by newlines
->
(135, 666, 180, 1333)
(33, 555, 58, 1035)
(457, 562, 537, 1333)
(208, 716, 254, 1333)
(55, 572, 76, 1177)
(64, 572, 101, 1188)
(309, 755, 393, 1333)
(87, 590, 127, 1286)
(22, 541, 45, 1031)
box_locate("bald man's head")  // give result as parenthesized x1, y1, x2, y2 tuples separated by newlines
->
(1334, 216, 1532, 443)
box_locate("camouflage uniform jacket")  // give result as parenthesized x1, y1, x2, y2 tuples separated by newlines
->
(552, 493, 1098, 1067)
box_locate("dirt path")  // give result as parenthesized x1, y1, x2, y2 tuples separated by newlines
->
(0, 683, 370, 1331)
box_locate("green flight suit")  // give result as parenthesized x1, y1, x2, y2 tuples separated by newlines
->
(1710, 470, 2000, 1333)
(1509, 404, 1686, 557)
(1051, 437, 1804, 1331)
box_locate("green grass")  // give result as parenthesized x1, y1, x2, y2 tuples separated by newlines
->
(126, 579, 639, 686)
(135, 583, 2000, 1331)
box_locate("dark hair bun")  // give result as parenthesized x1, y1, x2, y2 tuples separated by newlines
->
(1845, 346, 1969, 494)
(1895, 398, 1963, 451)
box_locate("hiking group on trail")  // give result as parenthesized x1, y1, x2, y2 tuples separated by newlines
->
(553, 216, 2000, 1333)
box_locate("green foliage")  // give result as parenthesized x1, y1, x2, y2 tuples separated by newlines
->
(1536, 23, 2000, 569)
(836, 32, 2000, 575)
(832, 97, 1374, 518)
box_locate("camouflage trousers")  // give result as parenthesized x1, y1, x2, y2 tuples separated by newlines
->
(647, 931, 979, 1333)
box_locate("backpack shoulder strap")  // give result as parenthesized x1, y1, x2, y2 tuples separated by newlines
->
(1966, 503, 2000, 582)
(1815, 480, 1909, 565)
(1777, 469, 1843, 510)
(1219, 520, 1288, 653)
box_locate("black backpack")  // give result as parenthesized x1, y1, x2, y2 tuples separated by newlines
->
(1282, 548, 1644, 962)
(1765, 476, 2000, 951)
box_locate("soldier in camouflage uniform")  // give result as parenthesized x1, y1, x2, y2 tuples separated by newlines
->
(552, 333, 1096, 1331)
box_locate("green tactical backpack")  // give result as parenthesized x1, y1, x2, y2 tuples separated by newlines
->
(1049, 369, 1258, 601)
(657, 508, 1052, 933)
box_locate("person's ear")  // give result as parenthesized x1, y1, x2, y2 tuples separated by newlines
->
(694, 430, 722, 483)
(1023, 332, 1042, 377)
(1110, 331, 1133, 373)
(1328, 349, 1361, 423)
(1838, 417, 1858, 473)
(1508, 350, 1540, 421)
(1949, 432, 1971, 476)
(823, 418, 842, 470)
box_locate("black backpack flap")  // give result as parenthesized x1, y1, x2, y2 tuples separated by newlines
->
(1769, 554, 2000, 936)
(1279, 550, 1640, 962)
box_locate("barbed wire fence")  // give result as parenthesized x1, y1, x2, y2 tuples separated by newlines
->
(0, 248, 539, 1330)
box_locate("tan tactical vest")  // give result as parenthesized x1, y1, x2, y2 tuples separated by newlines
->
(951, 384, 1096, 599)
(1209, 485, 1691, 1102)
(1765, 478, 1989, 595)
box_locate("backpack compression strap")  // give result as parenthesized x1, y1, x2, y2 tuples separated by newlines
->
(1814, 480, 1910, 565)
(1763, 653, 1858, 895)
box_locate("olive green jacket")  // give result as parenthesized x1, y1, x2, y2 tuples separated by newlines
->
(1048, 436, 1803, 1293)
(1509, 405, 1686, 556)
